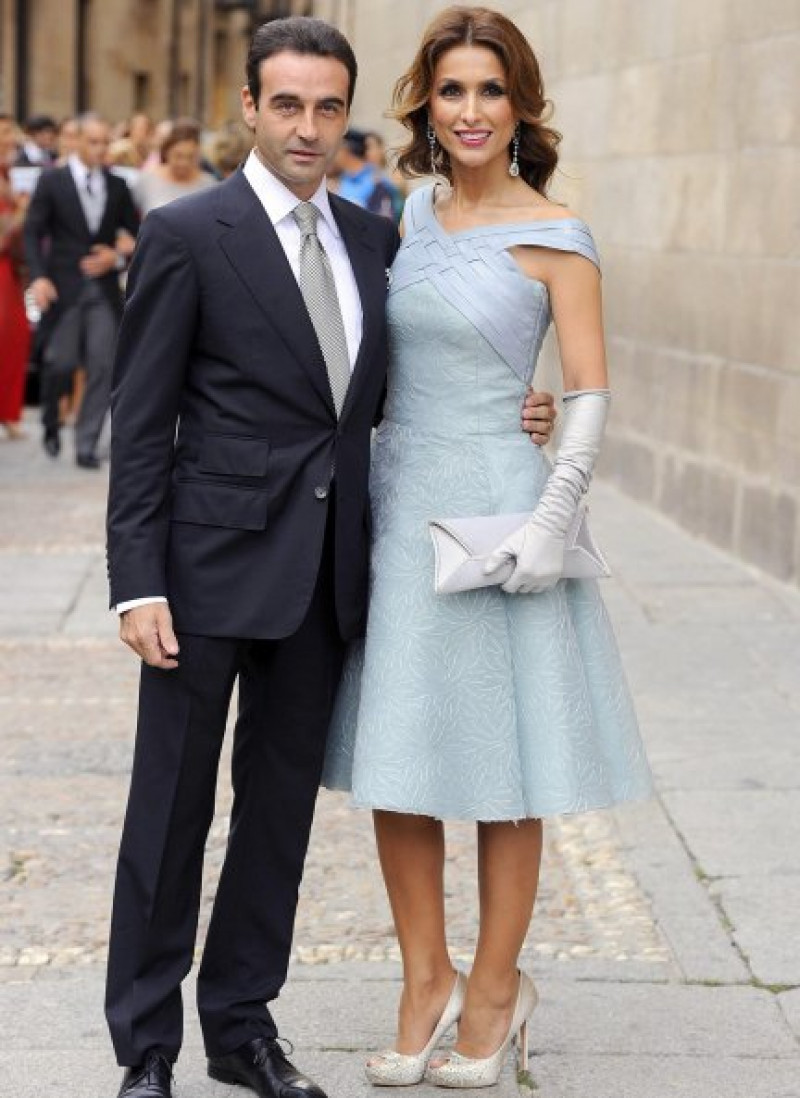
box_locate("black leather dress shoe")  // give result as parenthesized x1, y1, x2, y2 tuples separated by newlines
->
(117, 1051, 174, 1097)
(208, 1036, 327, 1098)
(76, 453, 102, 469)
(43, 427, 60, 458)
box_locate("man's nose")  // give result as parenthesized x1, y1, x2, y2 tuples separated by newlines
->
(296, 109, 319, 142)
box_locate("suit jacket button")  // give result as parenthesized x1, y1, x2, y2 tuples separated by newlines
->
(314, 486, 329, 500)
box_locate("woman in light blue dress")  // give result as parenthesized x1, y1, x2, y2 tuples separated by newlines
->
(323, 6, 652, 1088)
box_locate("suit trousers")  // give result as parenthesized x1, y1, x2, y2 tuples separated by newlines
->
(105, 511, 345, 1065)
(41, 281, 117, 457)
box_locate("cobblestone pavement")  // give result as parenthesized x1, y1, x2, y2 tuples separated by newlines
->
(0, 419, 667, 975)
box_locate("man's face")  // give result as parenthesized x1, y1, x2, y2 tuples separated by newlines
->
(33, 126, 57, 152)
(77, 120, 111, 169)
(241, 50, 350, 199)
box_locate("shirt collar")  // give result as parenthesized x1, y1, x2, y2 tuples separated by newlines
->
(242, 150, 340, 239)
(68, 154, 100, 186)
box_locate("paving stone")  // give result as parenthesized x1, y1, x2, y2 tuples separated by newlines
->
(527, 1054, 800, 1098)
(711, 876, 800, 986)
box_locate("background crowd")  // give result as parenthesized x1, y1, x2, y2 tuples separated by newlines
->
(0, 109, 404, 461)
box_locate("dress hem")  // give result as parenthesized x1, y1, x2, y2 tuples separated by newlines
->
(321, 781, 654, 824)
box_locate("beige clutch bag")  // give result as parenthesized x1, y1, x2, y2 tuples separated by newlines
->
(429, 506, 611, 595)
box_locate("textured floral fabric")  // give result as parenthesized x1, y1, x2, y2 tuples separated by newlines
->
(321, 185, 652, 821)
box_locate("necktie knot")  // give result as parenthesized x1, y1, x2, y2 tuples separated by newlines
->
(293, 201, 320, 237)
(85, 173, 94, 196)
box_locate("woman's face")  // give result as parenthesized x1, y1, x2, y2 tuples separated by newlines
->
(165, 139, 199, 181)
(428, 45, 516, 174)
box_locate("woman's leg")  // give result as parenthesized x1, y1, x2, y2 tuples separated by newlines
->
(450, 818, 543, 1059)
(372, 810, 457, 1054)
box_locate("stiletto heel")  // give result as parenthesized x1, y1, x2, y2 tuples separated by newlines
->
(516, 1018, 529, 1072)
(424, 970, 538, 1089)
(365, 970, 466, 1086)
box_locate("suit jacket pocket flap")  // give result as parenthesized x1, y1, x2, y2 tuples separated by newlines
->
(198, 434, 270, 477)
(171, 481, 268, 531)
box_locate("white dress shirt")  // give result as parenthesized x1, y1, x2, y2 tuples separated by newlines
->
(116, 153, 363, 615)
(242, 150, 363, 369)
(68, 154, 107, 234)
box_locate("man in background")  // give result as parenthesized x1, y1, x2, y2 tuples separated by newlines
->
(24, 113, 139, 466)
(335, 127, 398, 221)
(15, 115, 58, 168)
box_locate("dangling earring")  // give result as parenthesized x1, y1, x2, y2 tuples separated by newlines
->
(509, 124, 521, 178)
(427, 120, 438, 174)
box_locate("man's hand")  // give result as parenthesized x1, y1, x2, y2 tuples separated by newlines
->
(120, 603, 180, 670)
(80, 243, 118, 279)
(30, 276, 58, 313)
(522, 388, 557, 446)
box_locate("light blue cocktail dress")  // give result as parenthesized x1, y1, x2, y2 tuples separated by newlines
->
(322, 185, 652, 821)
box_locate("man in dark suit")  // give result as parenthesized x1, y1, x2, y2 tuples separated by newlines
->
(105, 18, 396, 1098)
(24, 114, 139, 467)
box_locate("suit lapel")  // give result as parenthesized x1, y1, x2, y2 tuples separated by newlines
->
(60, 168, 92, 240)
(330, 195, 386, 423)
(216, 172, 335, 415)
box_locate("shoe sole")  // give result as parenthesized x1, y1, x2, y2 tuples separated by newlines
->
(207, 1064, 244, 1086)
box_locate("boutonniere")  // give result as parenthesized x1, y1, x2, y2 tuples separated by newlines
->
(385, 268, 393, 289)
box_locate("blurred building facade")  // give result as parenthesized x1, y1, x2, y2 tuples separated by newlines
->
(0, 0, 312, 126)
(323, 0, 800, 585)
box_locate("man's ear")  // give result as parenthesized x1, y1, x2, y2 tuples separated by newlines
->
(241, 85, 257, 130)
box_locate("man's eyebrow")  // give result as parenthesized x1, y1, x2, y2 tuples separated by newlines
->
(268, 92, 347, 107)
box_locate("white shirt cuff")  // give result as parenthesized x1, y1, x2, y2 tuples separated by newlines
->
(115, 596, 168, 615)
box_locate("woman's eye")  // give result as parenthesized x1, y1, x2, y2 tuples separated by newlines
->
(484, 85, 506, 97)
(439, 85, 462, 98)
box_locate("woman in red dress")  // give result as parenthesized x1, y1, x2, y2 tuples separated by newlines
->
(0, 113, 31, 439)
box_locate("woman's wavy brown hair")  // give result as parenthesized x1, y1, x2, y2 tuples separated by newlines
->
(392, 6, 561, 194)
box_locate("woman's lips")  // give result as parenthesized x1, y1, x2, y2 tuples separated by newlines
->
(454, 131, 492, 148)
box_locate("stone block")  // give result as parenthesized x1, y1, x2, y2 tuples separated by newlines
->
(731, 0, 800, 40)
(710, 362, 783, 479)
(528, 982, 796, 1057)
(608, 63, 663, 156)
(529, 1054, 800, 1098)
(712, 875, 800, 985)
(663, 790, 800, 878)
(734, 36, 800, 147)
(596, 432, 658, 503)
(737, 484, 798, 582)
(549, 73, 613, 159)
(656, 54, 727, 155)
(727, 149, 800, 258)
(657, 456, 737, 551)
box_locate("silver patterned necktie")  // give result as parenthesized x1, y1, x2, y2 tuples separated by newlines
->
(293, 201, 351, 417)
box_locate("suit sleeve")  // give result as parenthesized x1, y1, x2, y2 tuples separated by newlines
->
(23, 172, 53, 282)
(106, 209, 199, 607)
(116, 178, 141, 238)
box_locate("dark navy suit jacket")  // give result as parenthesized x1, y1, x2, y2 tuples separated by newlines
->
(106, 168, 399, 641)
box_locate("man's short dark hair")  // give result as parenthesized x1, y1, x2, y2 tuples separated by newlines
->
(246, 17, 358, 107)
(26, 114, 56, 134)
(343, 129, 367, 160)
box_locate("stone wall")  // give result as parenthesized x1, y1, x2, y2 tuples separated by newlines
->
(322, 0, 800, 584)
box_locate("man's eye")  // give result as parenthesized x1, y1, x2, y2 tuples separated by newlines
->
(275, 102, 297, 114)
(319, 104, 341, 117)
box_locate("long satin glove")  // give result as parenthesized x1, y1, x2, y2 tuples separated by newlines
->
(484, 389, 610, 594)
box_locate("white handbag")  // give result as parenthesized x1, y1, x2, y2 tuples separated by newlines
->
(429, 506, 611, 595)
